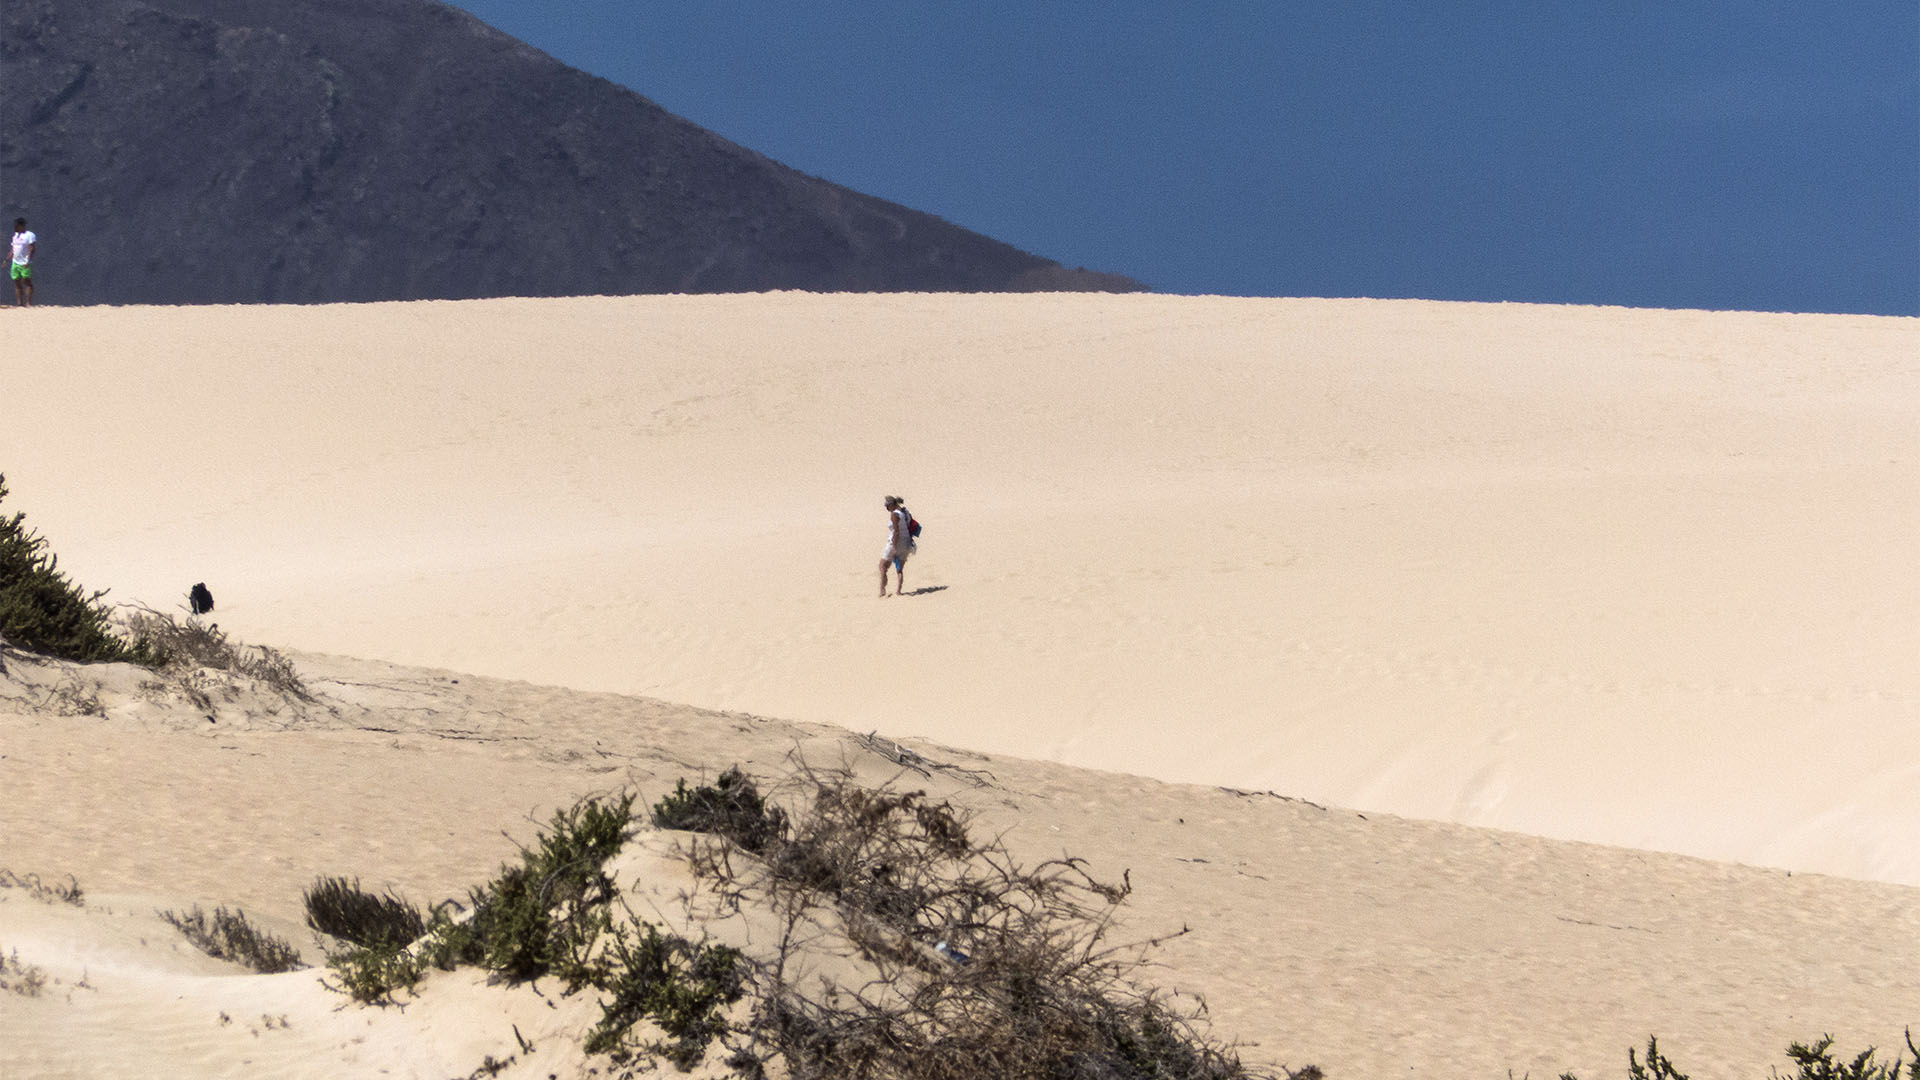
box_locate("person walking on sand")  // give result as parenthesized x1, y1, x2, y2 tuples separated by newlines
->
(10, 219, 35, 307)
(878, 495, 915, 597)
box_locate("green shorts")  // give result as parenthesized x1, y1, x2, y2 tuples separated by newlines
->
(9, 263, 28, 281)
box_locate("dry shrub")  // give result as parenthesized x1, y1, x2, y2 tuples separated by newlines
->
(120, 605, 311, 700)
(41, 674, 107, 717)
(0, 946, 48, 997)
(160, 904, 306, 973)
(0, 868, 84, 906)
(673, 762, 1299, 1080)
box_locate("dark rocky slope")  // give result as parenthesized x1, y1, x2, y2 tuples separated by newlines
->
(0, 0, 1142, 304)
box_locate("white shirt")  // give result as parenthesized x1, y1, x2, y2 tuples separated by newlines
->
(10, 231, 33, 266)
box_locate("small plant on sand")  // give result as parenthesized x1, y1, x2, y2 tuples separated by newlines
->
(651, 767, 788, 857)
(0, 474, 151, 665)
(456, 1055, 517, 1079)
(315, 791, 746, 1062)
(1625, 1036, 1689, 1080)
(463, 792, 636, 984)
(0, 868, 85, 906)
(454, 792, 748, 1063)
(307, 878, 433, 1004)
(120, 605, 311, 700)
(1774, 1033, 1920, 1080)
(1556, 1032, 1920, 1080)
(585, 923, 746, 1068)
(160, 905, 307, 974)
(0, 946, 49, 997)
(413, 906, 482, 972)
(327, 939, 428, 1005)
(304, 876, 426, 949)
(41, 673, 107, 716)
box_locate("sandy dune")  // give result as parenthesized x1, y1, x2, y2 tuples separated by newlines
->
(5, 294, 1915, 885)
(2, 646, 1916, 1079)
(3, 293, 1917, 1075)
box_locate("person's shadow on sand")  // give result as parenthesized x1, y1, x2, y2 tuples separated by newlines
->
(902, 586, 948, 597)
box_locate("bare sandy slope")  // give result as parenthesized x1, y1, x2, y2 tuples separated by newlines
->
(1, 647, 1915, 1079)
(6, 293, 1915, 886)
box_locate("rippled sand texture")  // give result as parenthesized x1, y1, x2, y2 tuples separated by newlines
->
(6, 294, 1916, 886)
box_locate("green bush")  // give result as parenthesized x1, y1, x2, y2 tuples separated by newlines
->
(160, 904, 307, 974)
(456, 793, 748, 1065)
(416, 907, 483, 971)
(320, 904, 490, 1007)
(585, 923, 745, 1068)
(651, 768, 787, 857)
(315, 791, 750, 1067)
(303, 876, 426, 949)
(466, 792, 635, 984)
(0, 473, 148, 664)
(327, 940, 425, 1005)
(1560, 1033, 1920, 1080)
(1777, 1034, 1920, 1080)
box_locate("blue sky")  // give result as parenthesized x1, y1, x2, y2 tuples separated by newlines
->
(445, 2, 1918, 315)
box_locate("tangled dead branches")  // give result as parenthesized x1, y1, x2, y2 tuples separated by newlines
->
(667, 760, 1290, 1080)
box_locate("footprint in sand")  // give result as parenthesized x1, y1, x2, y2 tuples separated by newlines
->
(1453, 758, 1512, 820)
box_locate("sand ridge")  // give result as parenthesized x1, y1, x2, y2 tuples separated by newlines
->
(1, 646, 1915, 1078)
(5, 293, 1915, 884)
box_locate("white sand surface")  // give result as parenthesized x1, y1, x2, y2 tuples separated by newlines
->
(1, 648, 1915, 1079)
(6, 293, 1914, 884)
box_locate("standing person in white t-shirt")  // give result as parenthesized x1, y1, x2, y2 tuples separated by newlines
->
(10, 219, 35, 307)
(878, 495, 915, 597)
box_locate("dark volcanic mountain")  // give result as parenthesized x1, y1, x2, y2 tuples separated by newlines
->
(0, 0, 1142, 304)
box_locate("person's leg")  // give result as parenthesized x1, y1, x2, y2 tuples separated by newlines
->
(879, 557, 892, 597)
(19, 274, 29, 307)
(12, 271, 22, 306)
(895, 556, 906, 596)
